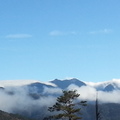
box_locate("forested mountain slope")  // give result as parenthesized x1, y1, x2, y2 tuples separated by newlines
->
(0, 110, 32, 120)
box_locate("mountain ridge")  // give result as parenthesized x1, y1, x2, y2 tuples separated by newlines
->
(1, 78, 120, 92)
(1, 78, 120, 120)
(0, 110, 32, 120)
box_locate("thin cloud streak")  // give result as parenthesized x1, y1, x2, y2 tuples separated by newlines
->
(49, 30, 80, 36)
(6, 34, 32, 39)
(89, 29, 113, 34)
(49, 29, 112, 36)
(49, 30, 64, 36)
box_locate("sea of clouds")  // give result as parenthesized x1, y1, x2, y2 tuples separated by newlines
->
(0, 80, 120, 118)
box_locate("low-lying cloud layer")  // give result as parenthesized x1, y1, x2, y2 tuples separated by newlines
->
(0, 83, 120, 119)
(68, 84, 120, 103)
(0, 86, 56, 113)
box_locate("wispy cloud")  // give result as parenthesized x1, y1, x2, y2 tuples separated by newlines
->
(49, 29, 112, 36)
(49, 30, 64, 36)
(89, 29, 113, 35)
(49, 30, 80, 36)
(6, 34, 32, 39)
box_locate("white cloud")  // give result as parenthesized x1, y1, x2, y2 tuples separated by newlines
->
(6, 34, 32, 38)
(98, 90, 120, 103)
(89, 29, 113, 34)
(49, 29, 112, 36)
(49, 30, 80, 36)
(0, 80, 39, 87)
(67, 84, 97, 101)
(49, 30, 64, 36)
(67, 84, 120, 103)
(1, 81, 120, 118)
(1, 79, 120, 116)
(0, 86, 56, 114)
(43, 86, 62, 95)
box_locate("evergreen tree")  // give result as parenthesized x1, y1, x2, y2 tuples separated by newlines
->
(46, 90, 87, 120)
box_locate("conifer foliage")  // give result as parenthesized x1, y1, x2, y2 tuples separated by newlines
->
(47, 90, 87, 120)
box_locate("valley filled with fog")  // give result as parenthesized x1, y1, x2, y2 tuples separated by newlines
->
(0, 78, 120, 120)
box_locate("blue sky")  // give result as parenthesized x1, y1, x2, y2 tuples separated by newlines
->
(0, 0, 120, 82)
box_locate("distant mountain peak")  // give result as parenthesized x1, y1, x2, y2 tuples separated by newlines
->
(103, 84, 115, 92)
(50, 78, 86, 89)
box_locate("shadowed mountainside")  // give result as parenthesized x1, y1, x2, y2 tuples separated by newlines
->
(0, 110, 32, 120)
(50, 78, 86, 89)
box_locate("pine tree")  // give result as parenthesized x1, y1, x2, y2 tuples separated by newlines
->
(47, 90, 87, 120)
